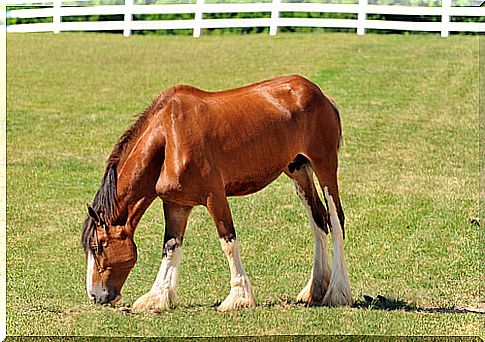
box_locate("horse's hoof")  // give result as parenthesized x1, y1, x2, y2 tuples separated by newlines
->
(296, 283, 313, 304)
(132, 291, 173, 313)
(217, 290, 256, 312)
(322, 285, 352, 306)
(297, 282, 327, 304)
(217, 298, 256, 312)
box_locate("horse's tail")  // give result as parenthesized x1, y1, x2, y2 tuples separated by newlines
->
(322, 93, 343, 150)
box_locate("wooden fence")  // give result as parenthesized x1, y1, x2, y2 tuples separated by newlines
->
(6, 0, 485, 37)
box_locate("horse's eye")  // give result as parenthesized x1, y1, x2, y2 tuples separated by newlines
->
(90, 243, 102, 255)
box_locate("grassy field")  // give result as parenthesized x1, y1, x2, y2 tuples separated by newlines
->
(6, 32, 482, 337)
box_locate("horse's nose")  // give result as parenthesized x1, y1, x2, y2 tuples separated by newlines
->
(91, 289, 116, 305)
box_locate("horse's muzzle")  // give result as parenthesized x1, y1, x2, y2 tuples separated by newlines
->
(90, 287, 119, 305)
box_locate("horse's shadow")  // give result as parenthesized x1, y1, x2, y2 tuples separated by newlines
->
(257, 295, 484, 314)
(352, 295, 484, 314)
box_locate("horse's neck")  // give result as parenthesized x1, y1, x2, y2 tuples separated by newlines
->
(114, 190, 157, 235)
(112, 121, 164, 232)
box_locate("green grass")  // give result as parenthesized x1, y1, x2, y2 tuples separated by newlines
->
(6, 32, 482, 337)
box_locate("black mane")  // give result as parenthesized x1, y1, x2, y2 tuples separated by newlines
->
(81, 163, 118, 253)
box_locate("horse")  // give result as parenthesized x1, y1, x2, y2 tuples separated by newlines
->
(81, 74, 352, 312)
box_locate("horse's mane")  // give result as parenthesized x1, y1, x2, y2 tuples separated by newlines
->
(81, 89, 174, 253)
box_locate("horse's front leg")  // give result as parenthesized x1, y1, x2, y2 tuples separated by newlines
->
(133, 202, 192, 312)
(207, 192, 256, 312)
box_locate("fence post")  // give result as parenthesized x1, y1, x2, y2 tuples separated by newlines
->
(270, 0, 280, 36)
(441, 0, 450, 37)
(53, 0, 61, 34)
(357, 0, 366, 35)
(193, 0, 204, 38)
(124, 0, 133, 37)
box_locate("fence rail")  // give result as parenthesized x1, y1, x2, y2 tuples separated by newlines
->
(6, 0, 485, 37)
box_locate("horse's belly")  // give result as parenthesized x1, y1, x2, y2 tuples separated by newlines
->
(219, 145, 296, 197)
(224, 179, 276, 196)
(224, 170, 282, 197)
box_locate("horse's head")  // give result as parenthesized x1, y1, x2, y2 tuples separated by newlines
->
(83, 205, 137, 305)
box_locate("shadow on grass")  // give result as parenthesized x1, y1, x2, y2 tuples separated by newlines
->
(352, 295, 485, 314)
(257, 295, 485, 315)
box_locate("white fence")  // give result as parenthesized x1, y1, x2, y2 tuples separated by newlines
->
(5, 0, 485, 37)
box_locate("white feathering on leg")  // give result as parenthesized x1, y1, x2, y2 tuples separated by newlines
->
(322, 186, 352, 306)
(294, 180, 332, 303)
(151, 243, 182, 302)
(133, 240, 182, 312)
(218, 238, 256, 312)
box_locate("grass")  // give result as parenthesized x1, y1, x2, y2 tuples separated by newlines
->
(6, 32, 482, 337)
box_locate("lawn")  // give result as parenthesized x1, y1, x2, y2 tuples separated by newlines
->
(6, 32, 482, 337)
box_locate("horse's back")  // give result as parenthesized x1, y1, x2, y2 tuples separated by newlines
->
(164, 74, 328, 133)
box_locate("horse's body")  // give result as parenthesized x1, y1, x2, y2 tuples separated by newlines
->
(82, 75, 352, 311)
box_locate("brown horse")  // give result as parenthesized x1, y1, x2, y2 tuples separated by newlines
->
(81, 74, 352, 312)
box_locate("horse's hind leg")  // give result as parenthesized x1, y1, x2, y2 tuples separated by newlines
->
(322, 186, 352, 305)
(206, 191, 256, 312)
(309, 156, 352, 306)
(287, 157, 332, 304)
(133, 202, 192, 312)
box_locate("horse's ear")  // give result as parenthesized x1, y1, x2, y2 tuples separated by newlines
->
(86, 204, 101, 224)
